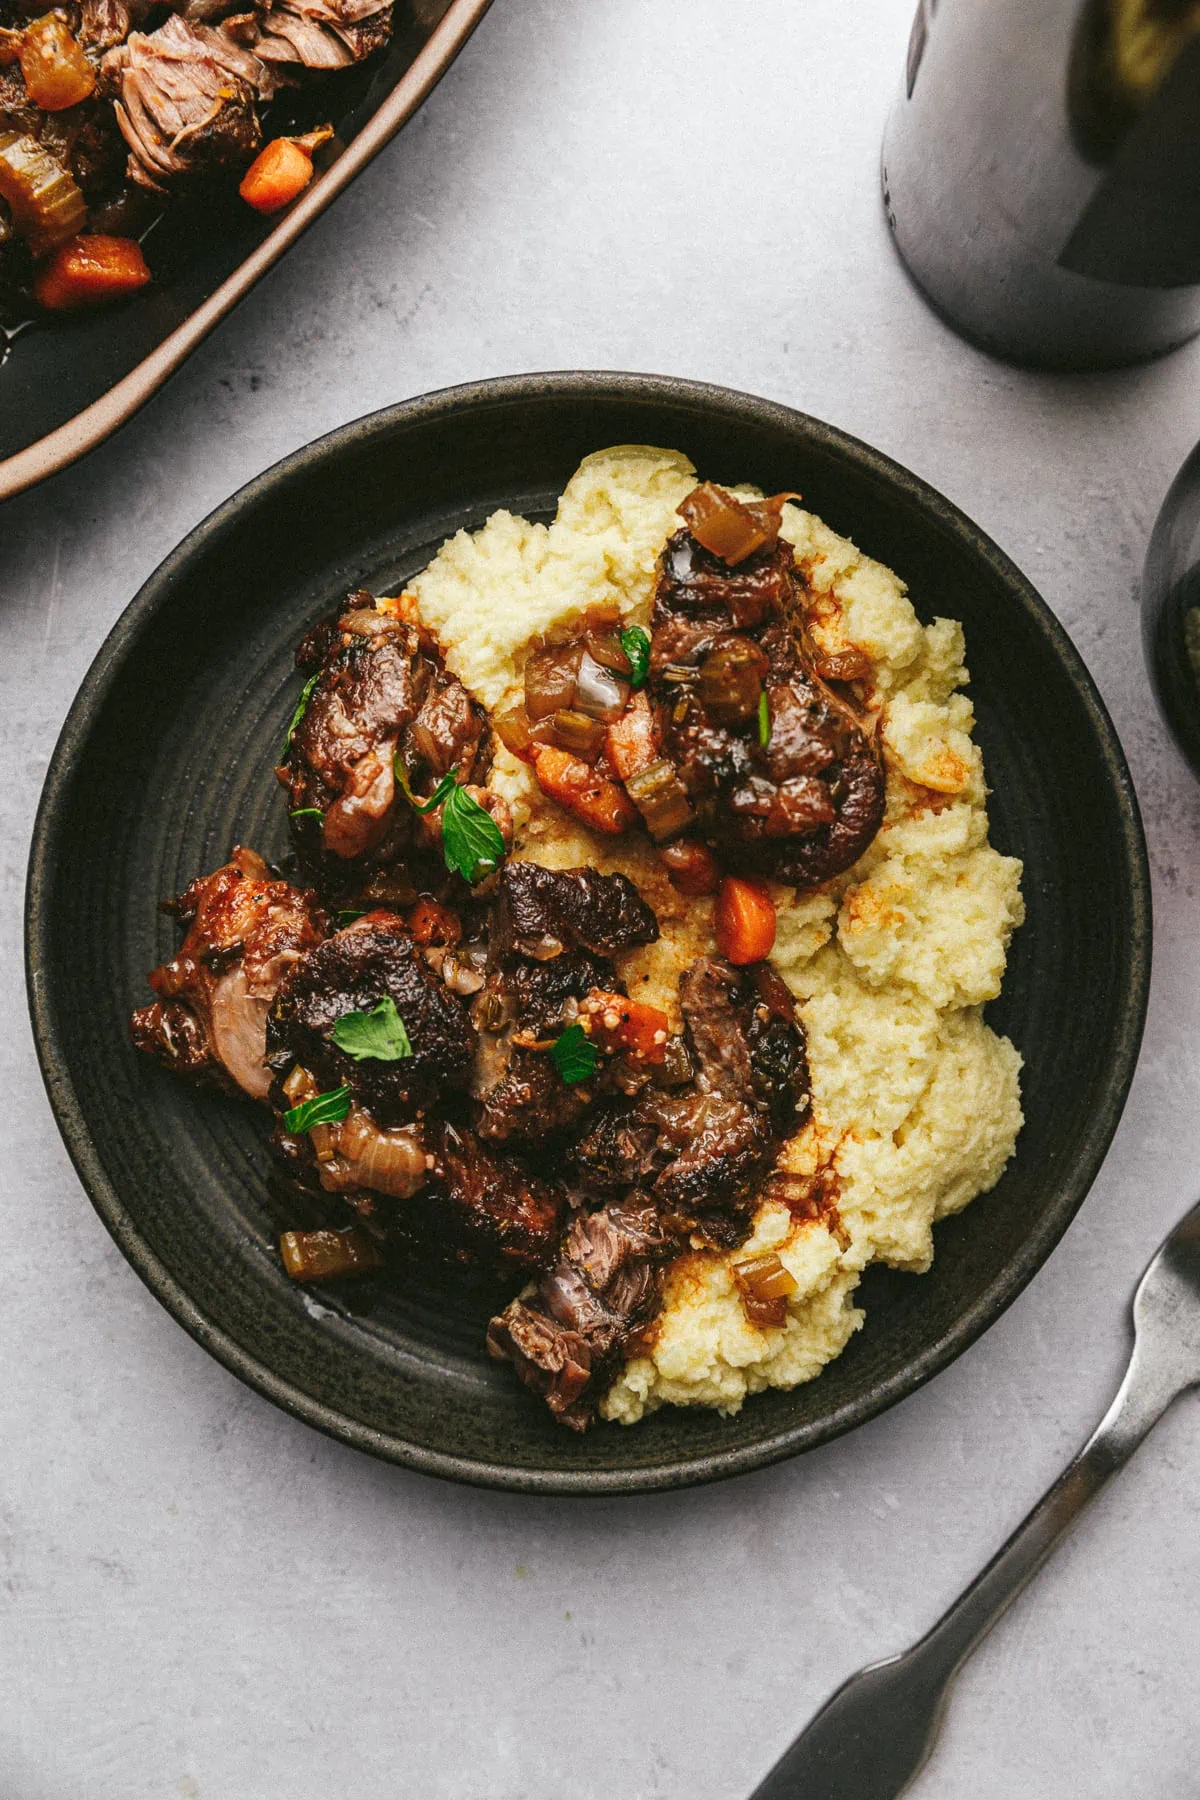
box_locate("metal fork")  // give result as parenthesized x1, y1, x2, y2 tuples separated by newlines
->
(750, 1197, 1200, 1800)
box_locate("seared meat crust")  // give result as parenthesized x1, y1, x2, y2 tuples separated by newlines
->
(491, 861, 659, 959)
(267, 912, 476, 1122)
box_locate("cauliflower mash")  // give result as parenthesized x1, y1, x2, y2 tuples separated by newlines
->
(410, 445, 1025, 1423)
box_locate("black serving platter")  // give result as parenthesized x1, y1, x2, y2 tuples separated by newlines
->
(0, 0, 492, 503)
(26, 372, 1151, 1493)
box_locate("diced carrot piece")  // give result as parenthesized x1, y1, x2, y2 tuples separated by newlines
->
(580, 989, 670, 1063)
(239, 137, 317, 214)
(605, 691, 660, 782)
(280, 1226, 382, 1282)
(714, 876, 777, 965)
(407, 896, 462, 946)
(34, 235, 151, 311)
(530, 744, 637, 836)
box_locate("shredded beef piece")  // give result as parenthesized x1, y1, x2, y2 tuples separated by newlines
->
(267, 912, 476, 1123)
(252, 0, 392, 69)
(487, 1193, 678, 1429)
(101, 15, 275, 192)
(130, 847, 327, 1100)
(648, 512, 885, 888)
(491, 861, 659, 960)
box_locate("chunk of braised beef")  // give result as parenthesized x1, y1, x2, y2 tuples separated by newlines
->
(130, 848, 328, 1102)
(266, 914, 476, 1123)
(491, 861, 658, 959)
(418, 1119, 565, 1273)
(473, 1047, 593, 1146)
(649, 512, 885, 890)
(280, 594, 490, 895)
(487, 1192, 678, 1429)
(570, 956, 809, 1233)
(499, 948, 617, 1032)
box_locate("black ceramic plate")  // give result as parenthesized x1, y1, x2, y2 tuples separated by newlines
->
(26, 373, 1151, 1494)
(0, 0, 492, 503)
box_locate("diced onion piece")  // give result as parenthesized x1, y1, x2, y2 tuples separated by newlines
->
(493, 702, 534, 757)
(698, 636, 770, 725)
(280, 1226, 382, 1282)
(678, 482, 799, 566)
(20, 15, 95, 110)
(34, 234, 151, 311)
(585, 630, 632, 676)
(732, 1251, 798, 1328)
(524, 643, 582, 720)
(574, 648, 631, 721)
(625, 757, 693, 842)
(0, 130, 86, 255)
(714, 876, 777, 965)
(660, 838, 721, 895)
(551, 708, 607, 760)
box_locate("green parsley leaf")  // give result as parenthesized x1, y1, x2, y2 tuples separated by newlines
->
(283, 1085, 351, 1133)
(330, 996, 413, 1063)
(441, 781, 506, 883)
(393, 755, 458, 815)
(282, 670, 320, 761)
(620, 625, 651, 690)
(335, 908, 366, 928)
(757, 689, 771, 748)
(395, 760, 506, 884)
(549, 1022, 599, 1085)
(290, 807, 324, 822)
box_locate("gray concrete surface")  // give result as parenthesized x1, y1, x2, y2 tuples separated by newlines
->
(4, 3, 1200, 1795)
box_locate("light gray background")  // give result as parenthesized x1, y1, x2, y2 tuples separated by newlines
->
(3, 2, 1199, 1795)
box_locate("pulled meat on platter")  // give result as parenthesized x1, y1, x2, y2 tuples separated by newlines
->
(130, 557, 827, 1431)
(0, 0, 394, 321)
(130, 845, 327, 1099)
(505, 483, 885, 894)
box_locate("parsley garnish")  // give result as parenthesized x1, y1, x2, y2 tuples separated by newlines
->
(620, 625, 651, 690)
(330, 996, 413, 1063)
(335, 908, 366, 928)
(282, 670, 320, 761)
(283, 1085, 351, 1133)
(394, 760, 506, 885)
(757, 689, 771, 748)
(550, 1022, 599, 1084)
(290, 807, 324, 822)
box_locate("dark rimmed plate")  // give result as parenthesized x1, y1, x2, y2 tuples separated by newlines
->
(25, 372, 1151, 1494)
(0, 0, 492, 504)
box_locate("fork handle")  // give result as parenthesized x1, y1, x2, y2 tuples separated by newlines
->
(750, 1338, 1177, 1800)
